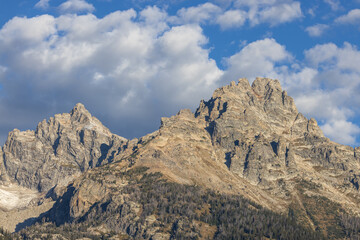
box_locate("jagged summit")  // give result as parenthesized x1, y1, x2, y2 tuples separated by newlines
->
(1, 103, 127, 192)
(1, 77, 360, 237)
(196, 77, 322, 142)
(70, 103, 92, 123)
(252, 77, 282, 95)
(71, 102, 87, 113)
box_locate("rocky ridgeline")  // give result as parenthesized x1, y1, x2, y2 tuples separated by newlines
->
(105, 77, 360, 212)
(0, 103, 127, 192)
(196, 78, 360, 195)
(1, 77, 360, 238)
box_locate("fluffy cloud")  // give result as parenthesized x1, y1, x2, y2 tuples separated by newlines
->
(233, 0, 302, 26)
(174, 3, 222, 24)
(295, 84, 360, 145)
(297, 42, 360, 145)
(294, 86, 360, 145)
(216, 10, 247, 29)
(295, 90, 353, 123)
(0, 15, 56, 44)
(322, 120, 360, 145)
(172, 1, 302, 28)
(58, 0, 95, 13)
(335, 9, 360, 24)
(35, 0, 50, 9)
(0, 9, 222, 143)
(223, 38, 291, 81)
(0, 5, 359, 146)
(223, 37, 360, 145)
(305, 24, 329, 37)
(257, 2, 302, 26)
(305, 42, 360, 73)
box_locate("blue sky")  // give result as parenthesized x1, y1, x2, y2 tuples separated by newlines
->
(0, 0, 360, 146)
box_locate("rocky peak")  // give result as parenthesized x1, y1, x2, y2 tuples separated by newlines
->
(196, 78, 302, 138)
(193, 78, 330, 186)
(1, 103, 127, 192)
(62, 78, 360, 231)
(160, 109, 197, 131)
(2, 77, 360, 237)
(176, 108, 193, 117)
(70, 103, 92, 124)
(236, 77, 252, 90)
(251, 77, 282, 96)
(71, 103, 88, 114)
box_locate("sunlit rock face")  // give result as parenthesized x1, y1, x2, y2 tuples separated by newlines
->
(2, 78, 360, 237)
(195, 78, 359, 205)
(1, 103, 127, 192)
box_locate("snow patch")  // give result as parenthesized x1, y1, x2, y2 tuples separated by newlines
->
(0, 184, 38, 211)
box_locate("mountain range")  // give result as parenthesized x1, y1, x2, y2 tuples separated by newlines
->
(1, 77, 360, 239)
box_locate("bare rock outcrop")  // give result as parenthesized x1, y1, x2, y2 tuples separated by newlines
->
(194, 77, 360, 216)
(58, 77, 360, 218)
(2, 77, 360, 238)
(1, 103, 127, 192)
(0, 147, 7, 183)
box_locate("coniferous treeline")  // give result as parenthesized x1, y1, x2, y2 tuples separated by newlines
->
(0, 227, 12, 240)
(16, 167, 326, 239)
(8, 167, 360, 239)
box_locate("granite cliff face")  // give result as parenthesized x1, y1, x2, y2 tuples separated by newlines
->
(194, 78, 360, 212)
(1, 77, 360, 238)
(0, 103, 127, 192)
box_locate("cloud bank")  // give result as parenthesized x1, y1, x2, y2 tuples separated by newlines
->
(0, 8, 222, 143)
(1, 1, 360, 146)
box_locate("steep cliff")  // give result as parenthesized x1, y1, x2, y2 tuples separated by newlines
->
(2, 78, 360, 239)
(1, 103, 127, 192)
(194, 78, 360, 215)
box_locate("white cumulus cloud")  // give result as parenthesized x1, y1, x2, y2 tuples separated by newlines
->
(234, 0, 302, 26)
(296, 42, 360, 145)
(174, 3, 222, 24)
(216, 10, 247, 29)
(258, 2, 302, 26)
(322, 120, 360, 145)
(0, 5, 359, 147)
(223, 38, 291, 81)
(305, 42, 360, 73)
(0, 9, 222, 143)
(305, 24, 329, 37)
(35, 0, 50, 9)
(222, 37, 360, 145)
(172, 0, 302, 29)
(58, 0, 95, 14)
(335, 9, 360, 24)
